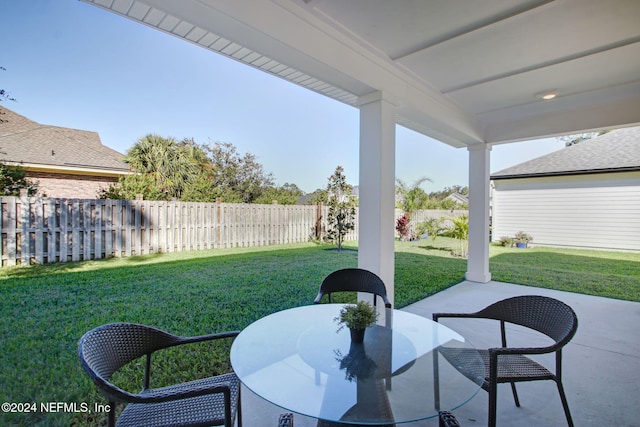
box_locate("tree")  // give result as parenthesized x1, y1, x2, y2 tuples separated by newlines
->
(254, 183, 304, 205)
(123, 134, 202, 200)
(100, 134, 206, 200)
(1, 66, 17, 124)
(0, 66, 16, 103)
(203, 141, 274, 203)
(305, 188, 328, 205)
(100, 138, 276, 203)
(395, 177, 432, 214)
(395, 177, 432, 238)
(0, 163, 38, 196)
(447, 214, 469, 257)
(98, 173, 166, 200)
(325, 166, 356, 251)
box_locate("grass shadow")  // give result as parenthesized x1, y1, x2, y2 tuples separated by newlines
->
(418, 244, 454, 252)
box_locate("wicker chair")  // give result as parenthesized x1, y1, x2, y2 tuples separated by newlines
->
(433, 295, 577, 427)
(78, 322, 242, 427)
(313, 268, 392, 308)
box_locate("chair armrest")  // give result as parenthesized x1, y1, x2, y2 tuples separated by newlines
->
(380, 295, 392, 309)
(94, 373, 236, 404)
(175, 330, 240, 346)
(433, 312, 482, 322)
(313, 292, 323, 304)
(489, 344, 558, 357)
(133, 380, 235, 404)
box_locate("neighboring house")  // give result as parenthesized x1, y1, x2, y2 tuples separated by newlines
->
(491, 127, 640, 251)
(0, 107, 130, 198)
(445, 192, 468, 206)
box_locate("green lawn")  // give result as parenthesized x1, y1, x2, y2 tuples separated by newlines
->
(1, 239, 638, 426)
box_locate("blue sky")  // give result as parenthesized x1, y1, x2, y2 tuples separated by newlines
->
(1, 0, 566, 194)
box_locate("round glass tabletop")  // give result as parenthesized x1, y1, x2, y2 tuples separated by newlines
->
(231, 304, 483, 425)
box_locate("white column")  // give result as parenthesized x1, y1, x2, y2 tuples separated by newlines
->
(357, 92, 397, 305)
(466, 144, 492, 283)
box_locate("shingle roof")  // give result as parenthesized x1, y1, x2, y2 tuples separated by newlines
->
(446, 192, 469, 204)
(0, 107, 129, 173)
(491, 126, 640, 179)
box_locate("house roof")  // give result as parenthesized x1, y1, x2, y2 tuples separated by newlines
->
(446, 193, 469, 204)
(0, 107, 129, 175)
(491, 126, 640, 179)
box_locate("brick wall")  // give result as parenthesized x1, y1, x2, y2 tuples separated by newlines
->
(27, 171, 119, 199)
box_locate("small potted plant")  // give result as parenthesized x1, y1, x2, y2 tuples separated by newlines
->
(334, 300, 378, 343)
(514, 231, 533, 248)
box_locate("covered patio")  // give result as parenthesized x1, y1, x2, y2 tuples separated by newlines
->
(80, 1, 640, 425)
(242, 282, 640, 426)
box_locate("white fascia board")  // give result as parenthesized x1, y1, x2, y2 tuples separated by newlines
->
(10, 162, 131, 177)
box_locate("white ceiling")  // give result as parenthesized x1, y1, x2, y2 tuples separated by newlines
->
(83, 0, 640, 148)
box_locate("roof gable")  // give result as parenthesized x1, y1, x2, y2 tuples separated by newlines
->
(0, 107, 128, 173)
(491, 126, 640, 179)
(446, 193, 469, 204)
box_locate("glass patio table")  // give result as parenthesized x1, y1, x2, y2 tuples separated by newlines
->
(230, 304, 483, 425)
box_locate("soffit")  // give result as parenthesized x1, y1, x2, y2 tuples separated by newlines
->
(82, 0, 640, 147)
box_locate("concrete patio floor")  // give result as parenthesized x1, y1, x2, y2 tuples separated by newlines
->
(239, 281, 640, 426)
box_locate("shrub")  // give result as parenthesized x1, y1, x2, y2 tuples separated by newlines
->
(498, 236, 515, 247)
(396, 212, 411, 241)
(417, 217, 445, 242)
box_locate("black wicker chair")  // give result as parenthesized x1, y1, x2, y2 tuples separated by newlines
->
(78, 322, 242, 427)
(314, 268, 392, 308)
(433, 295, 577, 427)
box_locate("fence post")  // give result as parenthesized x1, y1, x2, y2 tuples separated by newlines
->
(104, 200, 113, 258)
(83, 201, 92, 261)
(46, 199, 56, 263)
(315, 203, 323, 241)
(217, 198, 225, 249)
(34, 198, 45, 264)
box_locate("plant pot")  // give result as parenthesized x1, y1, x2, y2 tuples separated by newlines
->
(349, 328, 365, 343)
(516, 242, 527, 248)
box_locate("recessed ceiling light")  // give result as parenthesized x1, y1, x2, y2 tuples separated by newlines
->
(537, 90, 558, 100)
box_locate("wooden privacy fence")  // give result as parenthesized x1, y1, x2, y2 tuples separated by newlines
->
(0, 197, 346, 266)
(0, 197, 465, 266)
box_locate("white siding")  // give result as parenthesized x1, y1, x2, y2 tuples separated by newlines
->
(492, 171, 640, 251)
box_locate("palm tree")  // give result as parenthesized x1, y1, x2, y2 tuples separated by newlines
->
(395, 177, 432, 215)
(449, 214, 469, 257)
(125, 134, 200, 199)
